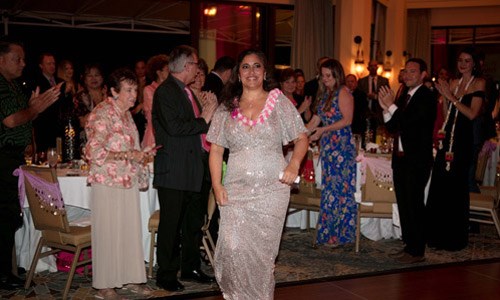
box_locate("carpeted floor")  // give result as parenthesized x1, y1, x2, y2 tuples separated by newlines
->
(2, 225, 500, 299)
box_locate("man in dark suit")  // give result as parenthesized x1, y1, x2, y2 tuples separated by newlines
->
(202, 55, 235, 100)
(345, 74, 368, 137)
(358, 60, 389, 140)
(201, 55, 235, 245)
(31, 53, 72, 154)
(379, 58, 436, 264)
(152, 45, 217, 291)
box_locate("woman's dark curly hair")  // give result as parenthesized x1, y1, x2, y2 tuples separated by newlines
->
(219, 49, 277, 111)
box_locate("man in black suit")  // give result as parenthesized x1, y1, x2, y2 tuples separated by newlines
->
(345, 74, 368, 137)
(31, 53, 72, 154)
(152, 45, 217, 291)
(202, 55, 235, 100)
(379, 58, 436, 264)
(358, 60, 389, 141)
(201, 55, 235, 245)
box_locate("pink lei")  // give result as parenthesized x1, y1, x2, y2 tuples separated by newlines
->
(231, 88, 282, 127)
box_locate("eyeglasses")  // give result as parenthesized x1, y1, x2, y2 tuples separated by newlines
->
(186, 61, 199, 66)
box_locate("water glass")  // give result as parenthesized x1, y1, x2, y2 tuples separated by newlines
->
(47, 148, 58, 168)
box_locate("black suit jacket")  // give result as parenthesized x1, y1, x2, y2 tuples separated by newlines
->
(152, 74, 209, 192)
(31, 74, 73, 152)
(358, 75, 389, 95)
(304, 77, 319, 99)
(202, 72, 224, 99)
(351, 88, 368, 135)
(385, 85, 436, 168)
(358, 75, 389, 120)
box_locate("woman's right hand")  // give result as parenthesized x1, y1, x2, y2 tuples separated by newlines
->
(213, 184, 228, 206)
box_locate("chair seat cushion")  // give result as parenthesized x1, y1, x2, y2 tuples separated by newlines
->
(43, 226, 91, 245)
(470, 193, 495, 209)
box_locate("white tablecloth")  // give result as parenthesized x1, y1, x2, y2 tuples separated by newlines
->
(15, 174, 159, 272)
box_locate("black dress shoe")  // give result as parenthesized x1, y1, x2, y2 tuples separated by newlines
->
(156, 279, 184, 292)
(180, 269, 215, 284)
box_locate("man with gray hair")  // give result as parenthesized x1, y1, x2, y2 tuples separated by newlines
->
(153, 45, 217, 291)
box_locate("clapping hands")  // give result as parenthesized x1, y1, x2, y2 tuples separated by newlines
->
(297, 95, 312, 114)
(200, 91, 218, 123)
(29, 83, 62, 114)
(378, 85, 395, 111)
(434, 79, 453, 100)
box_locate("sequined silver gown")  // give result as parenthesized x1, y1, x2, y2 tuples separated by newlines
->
(207, 89, 307, 300)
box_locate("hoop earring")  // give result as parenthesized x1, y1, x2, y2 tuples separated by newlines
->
(238, 76, 241, 82)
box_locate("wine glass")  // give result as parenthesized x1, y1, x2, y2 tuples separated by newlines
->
(24, 145, 33, 166)
(47, 148, 58, 168)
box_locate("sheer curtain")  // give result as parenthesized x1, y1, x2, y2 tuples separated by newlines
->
(407, 9, 431, 65)
(291, 0, 334, 80)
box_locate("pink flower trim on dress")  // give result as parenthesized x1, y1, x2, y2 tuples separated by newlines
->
(231, 88, 282, 127)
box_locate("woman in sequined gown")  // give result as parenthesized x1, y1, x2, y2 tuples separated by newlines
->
(427, 47, 485, 251)
(307, 59, 357, 246)
(207, 49, 308, 300)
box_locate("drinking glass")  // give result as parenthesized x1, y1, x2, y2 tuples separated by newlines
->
(24, 145, 33, 166)
(47, 148, 58, 168)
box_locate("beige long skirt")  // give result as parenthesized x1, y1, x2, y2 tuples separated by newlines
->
(91, 184, 147, 289)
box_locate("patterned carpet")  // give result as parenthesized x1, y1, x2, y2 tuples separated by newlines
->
(2, 225, 500, 299)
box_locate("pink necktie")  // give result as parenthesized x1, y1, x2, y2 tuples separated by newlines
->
(49, 77, 56, 87)
(185, 87, 211, 152)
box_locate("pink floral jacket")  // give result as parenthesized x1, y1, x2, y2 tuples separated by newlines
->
(85, 97, 147, 189)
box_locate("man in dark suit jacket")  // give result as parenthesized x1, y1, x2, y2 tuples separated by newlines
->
(152, 45, 217, 292)
(358, 60, 389, 140)
(31, 53, 72, 155)
(345, 74, 368, 137)
(201, 55, 235, 244)
(202, 55, 235, 100)
(379, 58, 436, 264)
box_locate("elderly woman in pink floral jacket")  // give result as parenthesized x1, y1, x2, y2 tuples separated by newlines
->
(85, 68, 154, 299)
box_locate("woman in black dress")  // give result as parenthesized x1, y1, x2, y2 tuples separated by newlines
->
(426, 47, 485, 251)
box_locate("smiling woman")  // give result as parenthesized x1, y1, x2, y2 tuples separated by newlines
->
(207, 49, 309, 299)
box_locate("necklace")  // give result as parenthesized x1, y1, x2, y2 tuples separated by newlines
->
(438, 76, 474, 171)
(231, 88, 281, 127)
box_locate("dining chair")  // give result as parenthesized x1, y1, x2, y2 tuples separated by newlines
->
(20, 165, 91, 300)
(200, 189, 217, 267)
(147, 209, 160, 278)
(355, 165, 397, 252)
(288, 181, 321, 248)
(469, 161, 500, 238)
